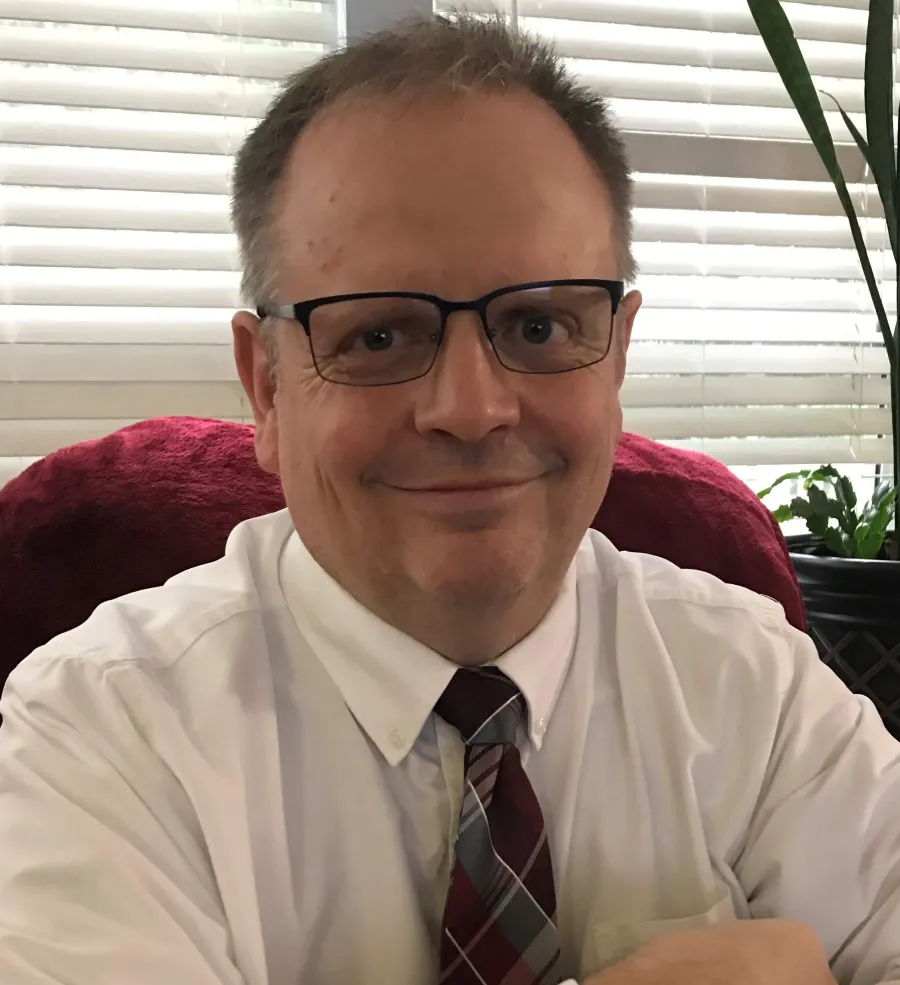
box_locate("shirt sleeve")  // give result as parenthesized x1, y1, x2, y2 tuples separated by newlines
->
(0, 648, 246, 985)
(733, 624, 900, 985)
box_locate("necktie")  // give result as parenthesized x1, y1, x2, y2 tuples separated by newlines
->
(435, 668, 562, 985)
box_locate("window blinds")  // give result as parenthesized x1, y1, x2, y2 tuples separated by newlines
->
(437, 0, 893, 470)
(0, 0, 892, 488)
(0, 0, 337, 487)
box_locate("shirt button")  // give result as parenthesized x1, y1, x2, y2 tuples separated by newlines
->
(389, 728, 405, 749)
(534, 717, 546, 736)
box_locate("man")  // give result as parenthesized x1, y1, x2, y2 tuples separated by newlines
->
(0, 13, 896, 985)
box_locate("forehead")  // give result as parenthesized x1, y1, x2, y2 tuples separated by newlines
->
(273, 89, 618, 298)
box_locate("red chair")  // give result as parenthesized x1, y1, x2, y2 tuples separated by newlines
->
(0, 417, 803, 681)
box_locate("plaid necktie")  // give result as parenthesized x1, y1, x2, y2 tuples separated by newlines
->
(435, 668, 562, 985)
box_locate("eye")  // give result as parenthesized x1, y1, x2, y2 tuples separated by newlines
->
(359, 327, 396, 352)
(340, 320, 411, 354)
(338, 318, 437, 356)
(503, 310, 574, 345)
(521, 314, 559, 344)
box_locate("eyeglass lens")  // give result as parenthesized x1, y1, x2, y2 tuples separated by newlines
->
(307, 283, 615, 386)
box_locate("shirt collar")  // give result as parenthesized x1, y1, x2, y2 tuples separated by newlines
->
(279, 530, 579, 766)
(493, 561, 578, 750)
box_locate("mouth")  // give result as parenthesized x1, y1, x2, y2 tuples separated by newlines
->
(410, 481, 529, 493)
(383, 477, 541, 512)
(391, 476, 539, 493)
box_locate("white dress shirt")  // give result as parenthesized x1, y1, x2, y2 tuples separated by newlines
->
(0, 508, 898, 985)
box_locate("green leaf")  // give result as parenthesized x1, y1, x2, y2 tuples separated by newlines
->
(803, 465, 840, 493)
(828, 472, 859, 532)
(873, 493, 895, 530)
(855, 522, 874, 557)
(856, 520, 889, 559)
(790, 496, 814, 519)
(836, 510, 857, 535)
(826, 498, 846, 521)
(838, 474, 857, 511)
(855, 487, 895, 558)
(807, 464, 839, 481)
(757, 469, 810, 500)
(855, 530, 884, 559)
(896, 90, 900, 226)
(772, 505, 794, 523)
(746, 0, 895, 362)
(822, 526, 848, 556)
(807, 484, 831, 515)
(808, 484, 845, 522)
(864, 0, 897, 260)
(821, 89, 897, 259)
(872, 481, 897, 515)
(807, 513, 828, 538)
(822, 91, 871, 161)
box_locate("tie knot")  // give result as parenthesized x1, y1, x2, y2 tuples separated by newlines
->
(435, 668, 525, 746)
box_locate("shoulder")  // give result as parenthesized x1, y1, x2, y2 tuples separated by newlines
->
(580, 527, 789, 627)
(3, 510, 297, 716)
(574, 531, 847, 823)
(577, 528, 809, 713)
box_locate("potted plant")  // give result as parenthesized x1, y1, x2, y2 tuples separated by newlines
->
(749, 0, 900, 738)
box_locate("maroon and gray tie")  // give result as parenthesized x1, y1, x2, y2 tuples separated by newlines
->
(435, 667, 562, 985)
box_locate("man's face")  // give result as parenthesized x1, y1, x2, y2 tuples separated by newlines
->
(234, 89, 641, 629)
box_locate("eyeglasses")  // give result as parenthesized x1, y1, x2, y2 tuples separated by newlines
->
(257, 278, 625, 387)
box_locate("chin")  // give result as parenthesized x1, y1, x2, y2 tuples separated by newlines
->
(407, 534, 537, 609)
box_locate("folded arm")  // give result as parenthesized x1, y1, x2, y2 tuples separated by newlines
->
(586, 919, 836, 985)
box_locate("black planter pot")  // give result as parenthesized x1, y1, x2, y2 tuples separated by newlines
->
(787, 534, 900, 740)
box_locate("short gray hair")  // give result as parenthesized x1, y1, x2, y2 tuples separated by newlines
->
(231, 12, 636, 311)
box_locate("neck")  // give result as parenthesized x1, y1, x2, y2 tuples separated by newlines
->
(387, 603, 544, 667)
(296, 527, 574, 665)
(361, 573, 563, 667)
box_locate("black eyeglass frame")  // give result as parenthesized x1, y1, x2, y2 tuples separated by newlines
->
(256, 278, 626, 386)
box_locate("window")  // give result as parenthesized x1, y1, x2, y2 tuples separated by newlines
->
(436, 0, 891, 497)
(0, 0, 338, 487)
(2, 0, 891, 496)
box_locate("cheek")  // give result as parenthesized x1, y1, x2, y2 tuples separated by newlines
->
(545, 374, 622, 475)
(277, 386, 405, 497)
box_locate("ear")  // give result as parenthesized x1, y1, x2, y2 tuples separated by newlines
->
(613, 289, 642, 389)
(232, 310, 280, 475)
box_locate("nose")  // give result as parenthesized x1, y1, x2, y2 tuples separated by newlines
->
(413, 311, 521, 442)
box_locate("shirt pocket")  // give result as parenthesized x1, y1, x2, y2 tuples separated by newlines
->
(591, 886, 737, 971)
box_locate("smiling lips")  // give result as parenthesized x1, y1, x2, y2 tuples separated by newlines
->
(384, 477, 541, 514)
(395, 476, 538, 493)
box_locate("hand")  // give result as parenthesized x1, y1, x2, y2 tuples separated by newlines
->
(584, 918, 835, 985)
